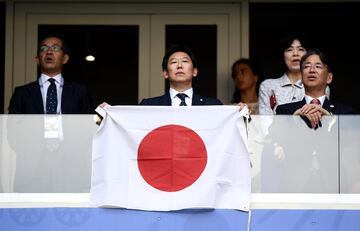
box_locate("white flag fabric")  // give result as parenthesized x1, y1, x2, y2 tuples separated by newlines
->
(90, 106, 251, 211)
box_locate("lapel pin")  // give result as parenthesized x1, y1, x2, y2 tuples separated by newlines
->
(330, 105, 334, 108)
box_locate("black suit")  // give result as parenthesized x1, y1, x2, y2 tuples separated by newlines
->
(8, 80, 93, 114)
(139, 93, 223, 106)
(276, 98, 353, 115)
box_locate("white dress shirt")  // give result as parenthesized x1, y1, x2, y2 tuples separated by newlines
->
(38, 73, 64, 114)
(169, 88, 193, 106)
(305, 95, 326, 106)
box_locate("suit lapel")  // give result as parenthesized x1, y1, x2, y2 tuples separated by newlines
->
(192, 94, 205, 105)
(160, 93, 172, 106)
(61, 82, 72, 113)
(322, 98, 334, 113)
(291, 98, 306, 114)
(30, 82, 45, 113)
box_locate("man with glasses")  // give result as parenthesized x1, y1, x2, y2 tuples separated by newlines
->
(8, 35, 93, 114)
(276, 48, 352, 128)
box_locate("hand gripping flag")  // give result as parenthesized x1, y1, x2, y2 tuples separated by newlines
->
(90, 106, 251, 211)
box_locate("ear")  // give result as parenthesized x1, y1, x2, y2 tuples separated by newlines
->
(162, 70, 169, 79)
(254, 74, 259, 82)
(62, 54, 69, 64)
(326, 73, 333, 84)
(192, 67, 198, 78)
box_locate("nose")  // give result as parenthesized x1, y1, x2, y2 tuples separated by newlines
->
(177, 61, 183, 68)
(293, 49, 299, 56)
(46, 48, 54, 54)
(309, 65, 316, 72)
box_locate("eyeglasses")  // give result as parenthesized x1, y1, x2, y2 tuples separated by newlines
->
(303, 63, 325, 71)
(39, 44, 63, 52)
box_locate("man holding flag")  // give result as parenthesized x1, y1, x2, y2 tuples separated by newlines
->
(92, 45, 251, 212)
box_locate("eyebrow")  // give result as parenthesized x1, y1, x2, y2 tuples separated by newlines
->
(305, 62, 323, 65)
(40, 43, 62, 46)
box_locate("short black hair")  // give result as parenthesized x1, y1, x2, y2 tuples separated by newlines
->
(37, 34, 69, 55)
(162, 44, 198, 71)
(300, 48, 333, 73)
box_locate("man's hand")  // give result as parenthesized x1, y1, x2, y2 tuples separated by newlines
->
(294, 104, 331, 128)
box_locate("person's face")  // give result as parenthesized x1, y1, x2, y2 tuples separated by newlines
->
(233, 63, 258, 92)
(163, 51, 198, 84)
(302, 54, 333, 90)
(36, 37, 69, 76)
(284, 39, 306, 72)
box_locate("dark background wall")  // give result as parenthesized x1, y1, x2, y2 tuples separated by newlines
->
(250, 2, 360, 112)
(0, 2, 5, 113)
(2, 2, 360, 112)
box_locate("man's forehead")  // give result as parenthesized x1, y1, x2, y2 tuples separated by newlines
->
(169, 51, 190, 59)
(305, 54, 322, 63)
(41, 37, 63, 45)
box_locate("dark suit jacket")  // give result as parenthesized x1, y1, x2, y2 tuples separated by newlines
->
(276, 98, 353, 115)
(8, 80, 93, 114)
(276, 98, 353, 129)
(139, 93, 223, 106)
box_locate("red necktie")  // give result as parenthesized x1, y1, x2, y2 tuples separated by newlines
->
(310, 98, 321, 105)
(310, 98, 321, 129)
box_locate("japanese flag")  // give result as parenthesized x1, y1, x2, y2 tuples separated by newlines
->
(90, 106, 251, 211)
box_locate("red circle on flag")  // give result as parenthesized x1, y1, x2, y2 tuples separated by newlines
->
(137, 124, 207, 192)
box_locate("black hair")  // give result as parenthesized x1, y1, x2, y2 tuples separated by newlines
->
(162, 44, 198, 71)
(277, 32, 311, 71)
(231, 58, 263, 104)
(37, 34, 69, 55)
(278, 32, 310, 54)
(300, 48, 333, 73)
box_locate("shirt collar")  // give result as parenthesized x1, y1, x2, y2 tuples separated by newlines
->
(280, 73, 303, 88)
(39, 73, 63, 86)
(169, 88, 193, 99)
(305, 95, 326, 105)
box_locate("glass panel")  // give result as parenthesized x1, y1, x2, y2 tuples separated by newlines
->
(339, 115, 360, 193)
(1, 115, 97, 193)
(249, 115, 339, 193)
(2, 114, 360, 194)
(165, 25, 217, 99)
(38, 25, 139, 106)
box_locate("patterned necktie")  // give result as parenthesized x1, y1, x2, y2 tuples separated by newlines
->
(176, 93, 188, 106)
(46, 78, 57, 114)
(310, 98, 321, 105)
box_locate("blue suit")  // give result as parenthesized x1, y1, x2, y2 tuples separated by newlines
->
(139, 93, 223, 106)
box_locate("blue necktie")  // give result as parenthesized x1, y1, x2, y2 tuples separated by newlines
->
(176, 93, 188, 106)
(46, 78, 57, 114)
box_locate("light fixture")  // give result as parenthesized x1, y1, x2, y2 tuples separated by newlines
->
(85, 55, 95, 62)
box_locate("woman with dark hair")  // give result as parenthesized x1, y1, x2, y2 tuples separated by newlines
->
(258, 33, 320, 114)
(231, 58, 262, 114)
